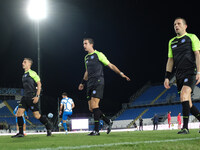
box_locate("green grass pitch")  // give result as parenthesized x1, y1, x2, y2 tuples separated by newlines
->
(0, 129, 200, 150)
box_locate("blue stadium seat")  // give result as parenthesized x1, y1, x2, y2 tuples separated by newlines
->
(130, 85, 166, 106)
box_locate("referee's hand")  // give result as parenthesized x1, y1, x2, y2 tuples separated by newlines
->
(121, 74, 131, 81)
(32, 97, 39, 104)
(78, 84, 84, 90)
(196, 74, 200, 85)
(164, 78, 170, 89)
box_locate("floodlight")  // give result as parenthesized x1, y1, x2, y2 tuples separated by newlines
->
(27, 0, 47, 20)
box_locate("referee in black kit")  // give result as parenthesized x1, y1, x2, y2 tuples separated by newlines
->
(12, 58, 52, 138)
(78, 38, 130, 136)
(164, 17, 200, 134)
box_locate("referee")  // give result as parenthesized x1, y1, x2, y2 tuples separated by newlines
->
(78, 38, 130, 136)
(164, 17, 200, 134)
(12, 58, 52, 137)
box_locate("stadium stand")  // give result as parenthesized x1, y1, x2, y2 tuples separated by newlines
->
(0, 99, 42, 131)
(112, 79, 200, 129)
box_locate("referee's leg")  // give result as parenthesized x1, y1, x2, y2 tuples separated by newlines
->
(90, 98, 101, 133)
(33, 111, 52, 136)
(90, 97, 112, 134)
(11, 108, 25, 138)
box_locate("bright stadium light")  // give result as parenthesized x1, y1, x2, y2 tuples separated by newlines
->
(27, 0, 48, 113)
(27, 0, 47, 20)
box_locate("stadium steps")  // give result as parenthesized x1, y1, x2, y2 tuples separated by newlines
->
(2, 101, 14, 115)
(126, 78, 177, 128)
(127, 108, 149, 128)
(127, 88, 169, 128)
(2, 100, 35, 127)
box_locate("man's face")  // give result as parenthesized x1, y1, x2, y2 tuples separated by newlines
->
(22, 59, 31, 70)
(62, 95, 67, 98)
(174, 19, 187, 35)
(83, 40, 93, 51)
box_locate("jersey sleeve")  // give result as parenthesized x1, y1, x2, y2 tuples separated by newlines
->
(190, 34, 200, 51)
(97, 52, 110, 66)
(84, 55, 88, 70)
(29, 70, 40, 83)
(168, 39, 173, 58)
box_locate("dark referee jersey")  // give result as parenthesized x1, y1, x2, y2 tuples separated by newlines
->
(22, 69, 40, 97)
(84, 50, 110, 87)
(168, 33, 200, 79)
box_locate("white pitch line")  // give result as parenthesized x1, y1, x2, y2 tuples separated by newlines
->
(25, 137, 200, 150)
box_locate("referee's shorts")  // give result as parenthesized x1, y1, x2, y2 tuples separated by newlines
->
(18, 96, 39, 112)
(176, 75, 196, 93)
(86, 84, 104, 100)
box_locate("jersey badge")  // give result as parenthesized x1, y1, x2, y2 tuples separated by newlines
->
(92, 90, 96, 94)
(181, 39, 186, 43)
(184, 78, 188, 83)
(91, 55, 94, 59)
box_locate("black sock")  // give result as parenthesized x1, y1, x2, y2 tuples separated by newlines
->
(17, 117, 24, 134)
(101, 113, 110, 125)
(39, 115, 51, 130)
(96, 109, 110, 124)
(190, 105, 200, 121)
(182, 101, 190, 129)
(93, 108, 100, 132)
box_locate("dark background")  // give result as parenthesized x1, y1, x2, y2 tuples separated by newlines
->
(0, 0, 200, 115)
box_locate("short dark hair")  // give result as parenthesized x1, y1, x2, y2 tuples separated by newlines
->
(175, 17, 187, 25)
(62, 92, 68, 96)
(24, 58, 33, 65)
(83, 38, 94, 45)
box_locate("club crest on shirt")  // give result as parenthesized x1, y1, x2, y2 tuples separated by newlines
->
(91, 55, 94, 59)
(92, 90, 96, 94)
(181, 39, 186, 43)
(184, 78, 188, 83)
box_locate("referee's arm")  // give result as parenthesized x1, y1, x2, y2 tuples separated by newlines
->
(164, 58, 173, 89)
(194, 51, 200, 85)
(107, 63, 130, 81)
(78, 71, 88, 90)
(33, 81, 42, 104)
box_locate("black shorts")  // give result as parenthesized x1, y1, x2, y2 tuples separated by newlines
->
(87, 84, 104, 100)
(176, 75, 196, 93)
(18, 96, 39, 112)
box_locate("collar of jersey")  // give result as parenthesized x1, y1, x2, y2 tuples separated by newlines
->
(176, 32, 187, 39)
(25, 69, 31, 73)
(88, 50, 96, 55)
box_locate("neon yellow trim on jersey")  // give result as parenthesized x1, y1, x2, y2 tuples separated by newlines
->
(26, 69, 40, 83)
(84, 50, 110, 69)
(168, 33, 200, 58)
(168, 37, 176, 58)
(95, 50, 110, 66)
(186, 33, 200, 51)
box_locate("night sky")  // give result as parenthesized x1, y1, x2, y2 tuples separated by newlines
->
(0, 0, 200, 115)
